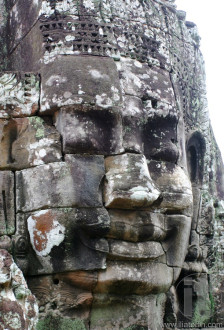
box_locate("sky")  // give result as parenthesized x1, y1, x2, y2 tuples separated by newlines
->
(175, 0, 224, 161)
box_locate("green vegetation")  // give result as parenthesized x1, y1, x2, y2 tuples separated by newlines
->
(29, 117, 45, 139)
(36, 316, 86, 330)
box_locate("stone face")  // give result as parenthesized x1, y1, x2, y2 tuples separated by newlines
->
(0, 117, 61, 169)
(104, 153, 161, 209)
(40, 56, 122, 114)
(0, 249, 38, 329)
(54, 108, 124, 155)
(0, 73, 40, 118)
(0, 171, 15, 235)
(0, 0, 223, 328)
(16, 155, 105, 212)
(14, 208, 110, 275)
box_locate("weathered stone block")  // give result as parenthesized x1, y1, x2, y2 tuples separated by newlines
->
(14, 208, 110, 275)
(104, 153, 160, 209)
(162, 215, 191, 268)
(0, 171, 15, 235)
(117, 57, 176, 107)
(148, 160, 193, 212)
(122, 96, 179, 161)
(27, 271, 97, 321)
(122, 95, 144, 153)
(107, 210, 166, 242)
(90, 293, 166, 330)
(40, 56, 122, 114)
(122, 117, 144, 154)
(0, 117, 61, 170)
(143, 115, 179, 163)
(95, 260, 173, 295)
(108, 239, 164, 260)
(8, 0, 41, 54)
(0, 235, 11, 251)
(0, 73, 40, 118)
(16, 155, 105, 212)
(0, 249, 38, 329)
(9, 22, 44, 72)
(54, 108, 124, 155)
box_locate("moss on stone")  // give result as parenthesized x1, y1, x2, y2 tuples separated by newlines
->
(36, 316, 86, 330)
(29, 117, 45, 139)
(192, 296, 212, 325)
(122, 326, 148, 330)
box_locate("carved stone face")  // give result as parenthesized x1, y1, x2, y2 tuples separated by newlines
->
(0, 0, 203, 326)
(10, 54, 193, 299)
(1, 1, 223, 327)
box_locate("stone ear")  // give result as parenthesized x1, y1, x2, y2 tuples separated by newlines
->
(187, 131, 206, 185)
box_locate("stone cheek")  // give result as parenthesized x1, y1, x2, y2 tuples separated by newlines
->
(27, 210, 65, 257)
(27, 271, 98, 321)
(15, 208, 110, 275)
(104, 153, 161, 209)
(163, 215, 192, 268)
(148, 160, 193, 212)
(16, 155, 105, 213)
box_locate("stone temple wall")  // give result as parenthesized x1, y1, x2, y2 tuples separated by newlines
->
(0, 0, 223, 328)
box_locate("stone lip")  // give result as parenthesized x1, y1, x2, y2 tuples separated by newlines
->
(108, 239, 165, 261)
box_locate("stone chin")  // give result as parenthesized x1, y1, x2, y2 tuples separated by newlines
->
(95, 211, 192, 295)
(95, 260, 173, 295)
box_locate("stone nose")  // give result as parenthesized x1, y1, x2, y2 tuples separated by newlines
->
(103, 153, 161, 209)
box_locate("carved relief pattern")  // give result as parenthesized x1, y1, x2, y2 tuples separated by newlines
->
(0, 73, 40, 118)
(40, 17, 119, 57)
